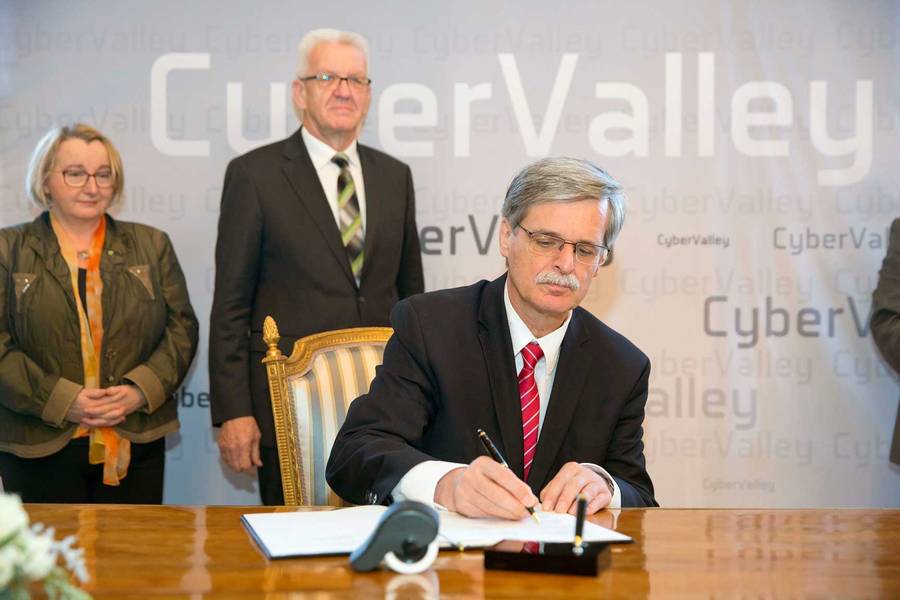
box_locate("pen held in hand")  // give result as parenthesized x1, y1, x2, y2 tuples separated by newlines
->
(476, 428, 541, 524)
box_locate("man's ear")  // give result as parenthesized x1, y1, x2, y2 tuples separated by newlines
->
(498, 218, 512, 259)
(292, 79, 307, 112)
(591, 250, 609, 277)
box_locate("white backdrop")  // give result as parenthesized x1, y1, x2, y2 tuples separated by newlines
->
(1, 1, 898, 507)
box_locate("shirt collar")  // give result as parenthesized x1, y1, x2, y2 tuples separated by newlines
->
(504, 280, 571, 375)
(301, 127, 360, 170)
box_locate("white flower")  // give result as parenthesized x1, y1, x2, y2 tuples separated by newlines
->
(0, 493, 29, 543)
(0, 545, 16, 588)
(57, 534, 89, 583)
(19, 526, 57, 581)
(0, 492, 89, 597)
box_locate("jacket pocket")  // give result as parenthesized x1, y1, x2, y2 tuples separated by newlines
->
(127, 265, 155, 300)
(12, 272, 38, 342)
(12, 272, 38, 312)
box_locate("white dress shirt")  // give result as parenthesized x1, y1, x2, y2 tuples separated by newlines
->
(391, 281, 622, 509)
(301, 128, 367, 230)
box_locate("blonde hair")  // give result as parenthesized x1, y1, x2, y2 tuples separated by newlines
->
(25, 123, 125, 210)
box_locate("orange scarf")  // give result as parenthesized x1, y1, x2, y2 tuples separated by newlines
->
(51, 215, 131, 486)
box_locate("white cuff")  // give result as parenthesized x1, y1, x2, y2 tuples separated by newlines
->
(391, 460, 467, 509)
(581, 463, 621, 509)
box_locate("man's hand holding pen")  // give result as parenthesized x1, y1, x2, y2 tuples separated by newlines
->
(435, 459, 613, 520)
(434, 429, 613, 521)
(434, 456, 540, 520)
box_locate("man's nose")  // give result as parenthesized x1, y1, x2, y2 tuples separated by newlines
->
(554, 243, 577, 272)
(334, 78, 353, 96)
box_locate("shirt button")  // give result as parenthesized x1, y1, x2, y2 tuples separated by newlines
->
(359, 295, 366, 303)
(107, 375, 115, 383)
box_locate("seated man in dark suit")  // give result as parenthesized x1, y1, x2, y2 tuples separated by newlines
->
(327, 157, 657, 518)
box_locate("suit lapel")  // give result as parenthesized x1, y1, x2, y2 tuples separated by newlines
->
(357, 145, 380, 284)
(527, 309, 591, 489)
(476, 275, 526, 478)
(280, 129, 355, 285)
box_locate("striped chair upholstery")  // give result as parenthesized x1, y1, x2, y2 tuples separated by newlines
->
(262, 318, 392, 506)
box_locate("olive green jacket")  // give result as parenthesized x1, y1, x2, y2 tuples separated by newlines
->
(0, 213, 199, 457)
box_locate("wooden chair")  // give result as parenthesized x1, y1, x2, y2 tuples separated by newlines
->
(262, 317, 392, 506)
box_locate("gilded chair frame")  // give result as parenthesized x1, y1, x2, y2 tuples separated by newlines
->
(261, 316, 393, 506)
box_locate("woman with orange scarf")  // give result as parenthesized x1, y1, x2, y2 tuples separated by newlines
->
(0, 124, 198, 502)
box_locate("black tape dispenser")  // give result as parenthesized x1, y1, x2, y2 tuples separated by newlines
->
(349, 501, 440, 574)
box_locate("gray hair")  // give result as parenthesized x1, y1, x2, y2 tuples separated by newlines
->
(295, 28, 370, 77)
(501, 157, 626, 265)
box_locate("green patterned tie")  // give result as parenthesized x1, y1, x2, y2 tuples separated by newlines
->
(332, 153, 364, 284)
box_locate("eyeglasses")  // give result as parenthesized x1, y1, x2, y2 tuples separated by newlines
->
(56, 168, 115, 189)
(516, 224, 609, 266)
(298, 73, 372, 91)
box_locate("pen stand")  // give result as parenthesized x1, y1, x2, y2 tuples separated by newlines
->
(483, 541, 611, 576)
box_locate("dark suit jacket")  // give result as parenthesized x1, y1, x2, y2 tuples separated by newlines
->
(326, 275, 657, 507)
(871, 217, 900, 465)
(209, 128, 424, 447)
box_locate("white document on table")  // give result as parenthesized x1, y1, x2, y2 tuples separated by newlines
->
(437, 510, 631, 547)
(242, 506, 631, 559)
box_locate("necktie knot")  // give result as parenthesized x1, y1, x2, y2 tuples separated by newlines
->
(332, 153, 350, 169)
(521, 341, 543, 371)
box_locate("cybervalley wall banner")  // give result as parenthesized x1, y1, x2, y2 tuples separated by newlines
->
(1, 1, 897, 507)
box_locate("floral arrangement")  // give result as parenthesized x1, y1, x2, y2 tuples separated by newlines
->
(0, 493, 90, 599)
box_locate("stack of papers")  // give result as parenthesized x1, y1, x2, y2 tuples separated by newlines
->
(242, 506, 631, 559)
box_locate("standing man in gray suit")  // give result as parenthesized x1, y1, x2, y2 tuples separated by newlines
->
(872, 217, 900, 465)
(209, 29, 424, 504)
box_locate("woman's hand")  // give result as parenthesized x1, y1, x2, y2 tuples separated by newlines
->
(65, 386, 147, 427)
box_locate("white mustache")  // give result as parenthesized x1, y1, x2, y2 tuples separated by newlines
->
(535, 271, 580, 291)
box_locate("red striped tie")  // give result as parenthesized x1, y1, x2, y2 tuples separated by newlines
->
(519, 341, 544, 480)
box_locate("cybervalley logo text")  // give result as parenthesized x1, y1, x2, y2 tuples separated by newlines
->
(149, 51, 872, 187)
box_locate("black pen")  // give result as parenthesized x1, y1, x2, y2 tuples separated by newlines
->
(573, 493, 587, 556)
(476, 428, 541, 523)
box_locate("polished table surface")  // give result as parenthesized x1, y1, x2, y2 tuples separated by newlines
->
(25, 504, 900, 599)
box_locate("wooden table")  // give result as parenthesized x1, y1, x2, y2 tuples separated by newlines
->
(24, 505, 900, 598)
